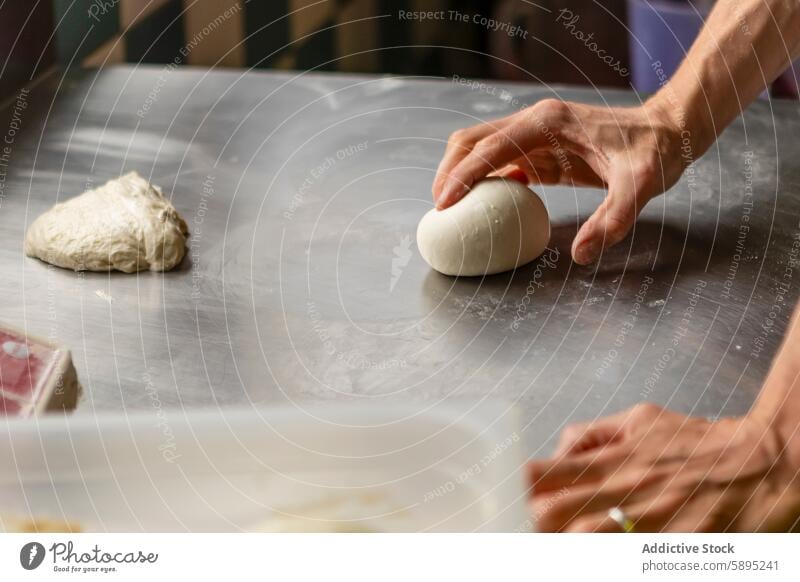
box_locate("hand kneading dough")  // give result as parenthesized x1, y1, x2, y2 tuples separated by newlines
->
(417, 178, 550, 276)
(25, 172, 189, 273)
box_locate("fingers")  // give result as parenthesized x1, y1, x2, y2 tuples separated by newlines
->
(432, 118, 511, 205)
(530, 404, 682, 532)
(554, 412, 629, 457)
(436, 99, 576, 209)
(490, 151, 605, 192)
(531, 413, 634, 494)
(535, 483, 635, 532)
(535, 466, 672, 532)
(530, 403, 667, 495)
(509, 151, 605, 188)
(562, 495, 685, 533)
(436, 127, 532, 209)
(554, 403, 663, 457)
(434, 102, 672, 265)
(564, 512, 627, 533)
(529, 446, 629, 495)
(571, 161, 654, 265)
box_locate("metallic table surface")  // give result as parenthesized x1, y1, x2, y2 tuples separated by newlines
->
(2, 66, 799, 457)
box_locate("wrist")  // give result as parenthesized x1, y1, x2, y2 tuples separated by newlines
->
(644, 87, 715, 170)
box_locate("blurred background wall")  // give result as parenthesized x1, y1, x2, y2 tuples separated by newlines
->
(1, 1, 797, 99)
(67, 0, 633, 86)
(0, 2, 54, 102)
(0, 0, 633, 93)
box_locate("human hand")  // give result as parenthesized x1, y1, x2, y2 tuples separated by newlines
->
(432, 99, 692, 265)
(529, 403, 800, 532)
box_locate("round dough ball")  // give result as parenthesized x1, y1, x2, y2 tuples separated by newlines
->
(417, 178, 550, 276)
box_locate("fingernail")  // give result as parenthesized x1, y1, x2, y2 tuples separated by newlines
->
(437, 179, 464, 210)
(442, 178, 460, 198)
(574, 239, 600, 265)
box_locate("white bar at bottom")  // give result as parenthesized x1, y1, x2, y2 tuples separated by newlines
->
(0, 534, 797, 581)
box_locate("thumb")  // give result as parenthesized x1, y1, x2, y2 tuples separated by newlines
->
(492, 165, 530, 184)
(571, 168, 645, 265)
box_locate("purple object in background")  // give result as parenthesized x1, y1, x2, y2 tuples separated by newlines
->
(773, 60, 800, 99)
(628, 0, 786, 99)
(627, 0, 710, 94)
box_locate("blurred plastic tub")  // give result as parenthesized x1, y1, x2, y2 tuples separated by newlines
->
(0, 402, 529, 532)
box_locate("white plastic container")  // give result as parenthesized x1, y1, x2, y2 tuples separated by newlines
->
(0, 402, 529, 532)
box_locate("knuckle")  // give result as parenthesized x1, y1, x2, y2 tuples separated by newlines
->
(561, 424, 583, 442)
(631, 402, 662, 419)
(471, 138, 493, 156)
(474, 133, 509, 156)
(489, 131, 515, 149)
(449, 128, 474, 147)
(532, 98, 570, 124)
(453, 162, 479, 184)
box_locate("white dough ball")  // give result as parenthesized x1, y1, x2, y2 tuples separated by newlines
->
(417, 178, 550, 276)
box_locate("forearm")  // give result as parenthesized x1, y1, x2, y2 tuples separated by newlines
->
(647, 0, 800, 161)
(753, 301, 800, 461)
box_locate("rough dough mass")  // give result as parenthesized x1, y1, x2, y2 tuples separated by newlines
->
(417, 178, 550, 276)
(25, 172, 189, 273)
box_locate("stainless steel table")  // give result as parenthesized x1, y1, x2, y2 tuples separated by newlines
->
(2, 66, 798, 458)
